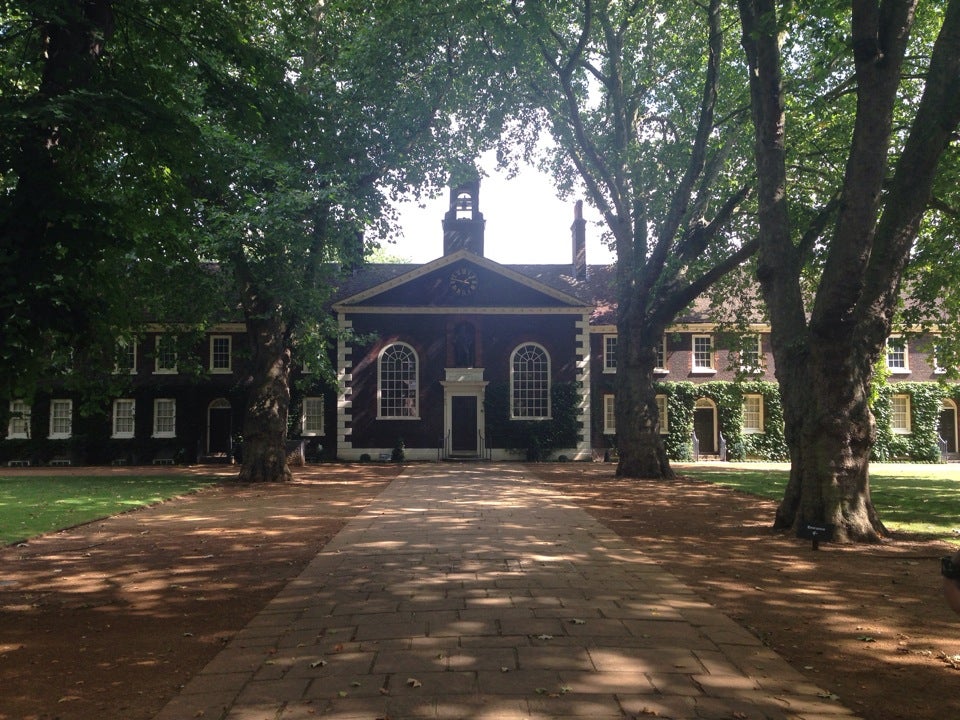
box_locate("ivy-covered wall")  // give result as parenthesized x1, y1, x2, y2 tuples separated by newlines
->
(653, 379, 953, 464)
(655, 380, 789, 462)
(658, 381, 696, 461)
(871, 382, 948, 462)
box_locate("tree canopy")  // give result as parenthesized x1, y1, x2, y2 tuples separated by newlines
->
(495, 0, 757, 477)
(736, 0, 960, 540)
(3, 0, 959, 504)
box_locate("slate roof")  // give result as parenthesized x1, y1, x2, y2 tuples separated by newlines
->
(328, 260, 729, 327)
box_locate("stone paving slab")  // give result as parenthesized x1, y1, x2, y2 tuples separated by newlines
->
(152, 464, 860, 720)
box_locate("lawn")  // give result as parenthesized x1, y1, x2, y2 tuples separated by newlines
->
(675, 461, 960, 541)
(0, 474, 220, 545)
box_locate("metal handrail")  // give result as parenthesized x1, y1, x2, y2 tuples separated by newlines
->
(478, 430, 492, 460)
(938, 434, 949, 458)
(719, 433, 727, 462)
(692, 431, 699, 462)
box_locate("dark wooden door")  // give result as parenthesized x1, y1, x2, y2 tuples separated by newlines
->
(940, 409, 957, 453)
(451, 396, 478, 454)
(694, 408, 715, 454)
(208, 408, 232, 454)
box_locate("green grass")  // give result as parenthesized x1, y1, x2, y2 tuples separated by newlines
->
(675, 462, 960, 542)
(0, 475, 220, 545)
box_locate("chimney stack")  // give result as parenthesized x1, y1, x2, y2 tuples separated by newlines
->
(571, 200, 587, 281)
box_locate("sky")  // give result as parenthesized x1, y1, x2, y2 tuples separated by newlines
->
(389, 160, 616, 267)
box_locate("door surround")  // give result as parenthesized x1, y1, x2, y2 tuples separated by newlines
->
(441, 368, 487, 456)
(693, 397, 717, 455)
(940, 399, 958, 454)
(206, 398, 232, 455)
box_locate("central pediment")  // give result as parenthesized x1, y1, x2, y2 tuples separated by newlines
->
(333, 250, 590, 312)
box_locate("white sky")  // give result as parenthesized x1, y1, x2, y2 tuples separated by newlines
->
(389, 161, 616, 266)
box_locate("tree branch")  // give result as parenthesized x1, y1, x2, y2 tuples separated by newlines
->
(644, 0, 723, 292)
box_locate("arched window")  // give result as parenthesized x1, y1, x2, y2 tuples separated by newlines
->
(510, 343, 550, 419)
(379, 343, 419, 418)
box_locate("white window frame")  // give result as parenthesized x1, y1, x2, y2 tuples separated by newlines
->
(210, 335, 232, 374)
(656, 394, 669, 434)
(933, 340, 948, 375)
(890, 394, 911, 434)
(654, 335, 668, 374)
(740, 335, 763, 372)
(603, 394, 616, 434)
(378, 342, 420, 419)
(7, 399, 30, 439)
(152, 398, 177, 438)
(302, 396, 324, 436)
(742, 394, 764, 434)
(115, 338, 137, 375)
(603, 335, 617, 373)
(692, 334, 715, 373)
(510, 343, 551, 420)
(154, 335, 178, 375)
(112, 399, 136, 439)
(49, 399, 73, 439)
(885, 336, 909, 374)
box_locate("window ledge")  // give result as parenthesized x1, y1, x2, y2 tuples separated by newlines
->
(888, 368, 911, 375)
(691, 368, 716, 375)
(152, 433, 176, 439)
(654, 368, 669, 375)
(112, 434, 135, 440)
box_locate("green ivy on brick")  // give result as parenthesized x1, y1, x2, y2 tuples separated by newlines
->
(871, 382, 947, 462)
(654, 380, 788, 462)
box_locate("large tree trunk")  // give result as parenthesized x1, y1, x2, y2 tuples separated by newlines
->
(237, 314, 293, 483)
(773, 329, 887, 541)
(615, 318, 673, 479)
(737, 0, 960, 541)
(1, 2, 115, 387)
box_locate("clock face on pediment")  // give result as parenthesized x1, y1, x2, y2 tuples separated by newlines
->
(336, 258, 590, 309)
(448, 267, 479, 296)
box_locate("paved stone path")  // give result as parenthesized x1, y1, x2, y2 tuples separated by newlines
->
(153, 464, 859, 719)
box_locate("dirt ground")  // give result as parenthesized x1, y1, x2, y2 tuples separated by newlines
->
(1, 462, 958, 720)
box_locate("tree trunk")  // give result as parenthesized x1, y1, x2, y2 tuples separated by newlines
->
(773, 330, 887, 541)
(237, 314, 293, 483)
(615, 321, 673, 479)
(1, 2, 116, 385)
(735, 0, 960, 542)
